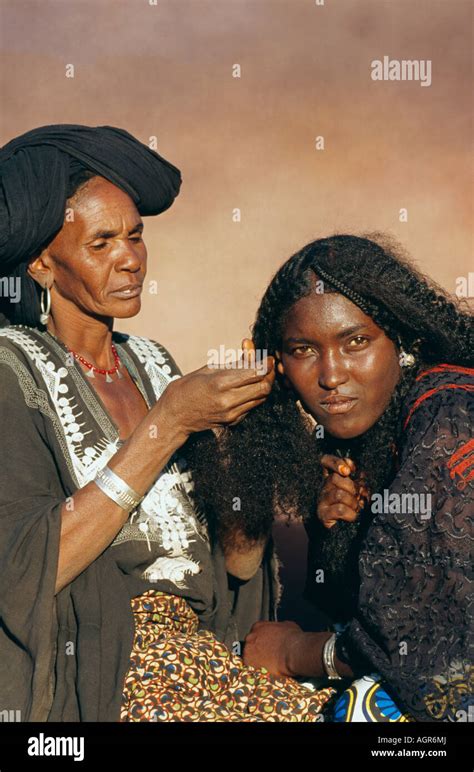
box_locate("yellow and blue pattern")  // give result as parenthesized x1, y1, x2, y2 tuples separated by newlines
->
(333, 675, 413, 722)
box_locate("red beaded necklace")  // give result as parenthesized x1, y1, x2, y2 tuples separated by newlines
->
(66, 342, 123, 383)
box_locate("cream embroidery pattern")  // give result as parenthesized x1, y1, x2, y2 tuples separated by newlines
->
(0, 327, 208, 587)
(112, 335, 206, 584)
(0, 326, 119, 487)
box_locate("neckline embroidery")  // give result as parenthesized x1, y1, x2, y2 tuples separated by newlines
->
(44, 330, 153, 443)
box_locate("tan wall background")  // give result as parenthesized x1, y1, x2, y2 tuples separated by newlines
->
(1, 0, 472, 374)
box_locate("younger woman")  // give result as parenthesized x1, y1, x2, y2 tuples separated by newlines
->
(188, 233, 473, 722)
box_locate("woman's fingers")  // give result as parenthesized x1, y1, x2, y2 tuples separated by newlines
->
(166, 356, 276, 435)
(320, 453, 356, 477)
(204, 357, 276, 414)
(318, 471, 363, 527)
(204, 357, 275, 386)
(318, 455, 368, 528)
(226, 396, 269, 425)
(226, 368, 275, 409)
(241, 338, 256, 361)
(322, 487, 360, 511)
(322, 472, 358, 496)
(319, 502, 360, 527)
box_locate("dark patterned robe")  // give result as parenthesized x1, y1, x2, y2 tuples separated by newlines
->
(331, 365, 473, 721)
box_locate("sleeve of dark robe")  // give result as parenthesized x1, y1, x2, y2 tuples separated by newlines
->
(0, 347, 137, 722)
(0, 359, 64, 722)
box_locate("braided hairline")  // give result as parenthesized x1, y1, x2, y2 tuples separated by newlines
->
(253, 246, 315, 351)
(258, 254, 405, 351)
(309, 263, 372, 316)
(308, 261, 409, 347)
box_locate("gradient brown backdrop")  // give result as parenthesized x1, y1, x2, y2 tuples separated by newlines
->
(1, 0, 472, 375)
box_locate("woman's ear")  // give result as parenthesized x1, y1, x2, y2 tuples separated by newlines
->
(27, 250, 53, 287)
(275, 350, 294, 390)
(275, 349, 285, 376)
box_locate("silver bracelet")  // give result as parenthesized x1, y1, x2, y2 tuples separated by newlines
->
(94, 465, 143, 512)
(322, 633, 342, 680)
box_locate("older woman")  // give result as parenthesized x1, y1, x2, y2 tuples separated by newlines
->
(0, 125, 333, 722)
(186, 234, 473, 722)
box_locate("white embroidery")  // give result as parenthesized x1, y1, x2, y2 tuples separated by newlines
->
(0, 327, 103, 488)
(113, 336, 205, 581)
(143, 556, 200, 588)
(0, 328, 207, 587)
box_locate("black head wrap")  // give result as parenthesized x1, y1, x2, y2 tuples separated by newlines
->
(0, 123, 182, 276)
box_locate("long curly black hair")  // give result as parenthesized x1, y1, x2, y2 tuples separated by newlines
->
(184, 233, 473, 620)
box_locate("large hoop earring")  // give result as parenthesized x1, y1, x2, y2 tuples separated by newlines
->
(40, 284, 51, 325)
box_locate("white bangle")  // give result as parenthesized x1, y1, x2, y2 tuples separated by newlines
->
(94, 465, 142, 512)
(322, 633, 342, 680)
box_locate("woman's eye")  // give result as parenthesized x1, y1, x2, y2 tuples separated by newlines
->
(348, 336, 369, 347)
(292, 346, 315, 357)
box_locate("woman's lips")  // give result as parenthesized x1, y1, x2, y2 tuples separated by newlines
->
(319, 397, 358, 415)
(110, 285, 143, 299)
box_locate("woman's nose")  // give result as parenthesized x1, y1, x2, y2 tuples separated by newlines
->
(114, 240, 145, 272)
(318, 352, 349, 390)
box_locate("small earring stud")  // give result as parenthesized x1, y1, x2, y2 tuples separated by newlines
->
(399, 348, 416, 367)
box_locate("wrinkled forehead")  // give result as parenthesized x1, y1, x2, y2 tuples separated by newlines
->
(64, 177, 142, 239)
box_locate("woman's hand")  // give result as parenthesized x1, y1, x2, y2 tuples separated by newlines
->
(243, 621, 305, 677)
(157, 342, 275, 440)
(243, 623, 350, 679)
(317, 455, 368, 529)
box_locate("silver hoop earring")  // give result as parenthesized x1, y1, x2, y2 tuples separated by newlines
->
(40, 284, 51, 325)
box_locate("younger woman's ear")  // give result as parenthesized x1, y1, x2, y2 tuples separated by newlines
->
(275, 351, 294, 390)
(275, 349, 285, 376)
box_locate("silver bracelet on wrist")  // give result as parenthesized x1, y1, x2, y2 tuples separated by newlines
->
(322, 633, 343, 680)
(94, 464, 143, 512)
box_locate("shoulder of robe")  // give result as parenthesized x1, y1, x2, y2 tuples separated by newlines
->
(399, 364, 474, 494)
(113, 331, 182, 378)
(0, 325, 45, 372)
(0, 329, 55, 451)
(402, 363, 474, 433)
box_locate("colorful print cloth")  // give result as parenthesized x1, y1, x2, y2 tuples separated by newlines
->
(120, 590, 335, 722)
(333, 675, 414, 722)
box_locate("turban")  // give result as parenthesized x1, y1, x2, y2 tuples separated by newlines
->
(0, 124, 182, 276)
